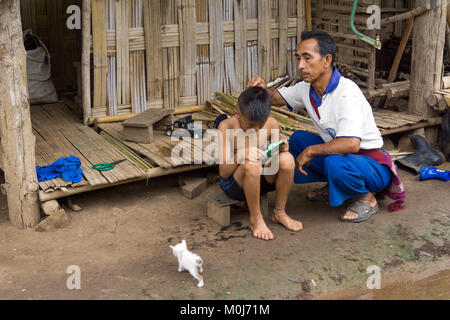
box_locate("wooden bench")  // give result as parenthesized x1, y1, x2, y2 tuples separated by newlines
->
(206, 191, 269, 226)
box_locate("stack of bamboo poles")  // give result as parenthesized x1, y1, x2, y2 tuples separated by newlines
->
(99, 131, 153, 170)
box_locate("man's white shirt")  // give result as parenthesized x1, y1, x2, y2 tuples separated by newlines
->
(277, 77, 383, 150)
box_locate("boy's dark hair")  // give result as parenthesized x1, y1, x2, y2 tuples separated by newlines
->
(301, 30, 336, 66)
(238, 86, 271, 125)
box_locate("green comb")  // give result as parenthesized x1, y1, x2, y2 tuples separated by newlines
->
(263, 140, 285, 161)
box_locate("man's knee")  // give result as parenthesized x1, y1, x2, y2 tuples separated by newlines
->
(324, 155, 349, 177)
(289, 130, 324, 155)
(289, 130, 309, 151)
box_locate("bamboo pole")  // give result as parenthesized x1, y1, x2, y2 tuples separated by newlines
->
(387, 17, 414, 83)
(88, 105, 207, 125)
(305, 0, 312, 31)
(82, 0, 92, 125)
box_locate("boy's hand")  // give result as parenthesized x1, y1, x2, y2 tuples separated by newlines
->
(247, 77, 267, 88)
(280, 140, 289, 152)
(237, 146, 266, 164)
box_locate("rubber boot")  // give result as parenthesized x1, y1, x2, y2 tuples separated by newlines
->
(419, 167, 450, 182)
(395, 134, 445, 175)
(440, 113, 450, 161)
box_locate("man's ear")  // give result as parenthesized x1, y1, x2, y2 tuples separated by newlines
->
(323, 53, 333, 69)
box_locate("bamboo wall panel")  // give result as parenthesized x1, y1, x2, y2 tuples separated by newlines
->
(88, 0, 306, 118)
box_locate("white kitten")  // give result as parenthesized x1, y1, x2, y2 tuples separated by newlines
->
(169, 239, 204, 288)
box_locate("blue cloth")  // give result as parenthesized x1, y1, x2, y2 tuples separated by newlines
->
(310, 66, 341, 108)
(289, 130, 392, 207)
(36, 155, 83, 183)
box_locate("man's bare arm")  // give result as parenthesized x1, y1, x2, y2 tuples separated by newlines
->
(247, 76, 286, 107)
(307, 137, 361, 157)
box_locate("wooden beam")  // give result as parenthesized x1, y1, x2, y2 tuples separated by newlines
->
(381, 4, 430, 26)
(0, 0, 41, 228)
(39, 165, 212, 202)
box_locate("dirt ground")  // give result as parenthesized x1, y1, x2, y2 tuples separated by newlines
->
(0, 163, 449, 300)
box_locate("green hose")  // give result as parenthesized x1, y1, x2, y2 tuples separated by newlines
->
(350, 0, 381, 50)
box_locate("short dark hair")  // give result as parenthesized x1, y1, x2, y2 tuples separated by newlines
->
(301, 30, 336, 66)
(238, 86, 271, 125)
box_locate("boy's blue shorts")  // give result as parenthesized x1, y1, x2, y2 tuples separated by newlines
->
(219, 174, 276, 201)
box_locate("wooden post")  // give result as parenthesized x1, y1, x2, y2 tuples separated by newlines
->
(0, 0, 41, 228)
(82, 0, 91, 125)
(409, 0, 447, 118)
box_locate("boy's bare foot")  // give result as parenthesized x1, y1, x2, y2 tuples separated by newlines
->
(250, 217, 274, 241)
(271, 209, 303, 232)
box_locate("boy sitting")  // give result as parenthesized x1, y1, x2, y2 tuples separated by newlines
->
(217, 86, 302, 241)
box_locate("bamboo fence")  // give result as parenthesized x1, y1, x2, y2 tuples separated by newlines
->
(85, 0, 306, 121)
(82, 0, 410, 122)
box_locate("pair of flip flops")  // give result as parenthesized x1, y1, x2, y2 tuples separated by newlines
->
(307, 184, 379, 223)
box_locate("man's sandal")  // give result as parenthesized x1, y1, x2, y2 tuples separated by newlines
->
(307, 184, 329, 203)
(340, 200, 379, 223)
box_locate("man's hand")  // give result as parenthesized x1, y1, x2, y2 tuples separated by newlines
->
(247, 77, 267, 88)
(296, 147, 314, 176)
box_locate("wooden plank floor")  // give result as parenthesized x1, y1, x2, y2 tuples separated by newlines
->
(31, 103, 148, 192)
(29, 103, 429, 194)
